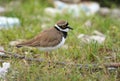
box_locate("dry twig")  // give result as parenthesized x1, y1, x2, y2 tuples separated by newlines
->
(0, 50, 120, 70)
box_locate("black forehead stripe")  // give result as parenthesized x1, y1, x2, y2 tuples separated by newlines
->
(66, 22, 68, 25)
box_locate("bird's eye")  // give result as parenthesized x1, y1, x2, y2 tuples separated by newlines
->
(63, 26, 66, 28)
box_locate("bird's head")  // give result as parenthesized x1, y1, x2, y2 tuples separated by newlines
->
(55, 20, 73, 32)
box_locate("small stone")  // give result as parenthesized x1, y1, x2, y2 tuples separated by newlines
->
(0, 46, 5, 55)
(78, 30, 106, 44)
(99, 7, 110, 16)
(9, 39, 25, 46)
(111, 8, 120, 18)
(84, 20, 92, 27)
(0, 6, 5, 13)
(0, 62, 10, 79)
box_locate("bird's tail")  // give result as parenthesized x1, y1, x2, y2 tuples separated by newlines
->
(16, 39, 34, 48)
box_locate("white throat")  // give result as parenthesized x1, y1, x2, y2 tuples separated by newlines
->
(55, 24, 69, 32)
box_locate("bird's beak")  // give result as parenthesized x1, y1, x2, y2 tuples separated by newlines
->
(67, 26, 73, 30)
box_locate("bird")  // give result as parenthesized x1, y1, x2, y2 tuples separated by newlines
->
(16, 20, 73, 53)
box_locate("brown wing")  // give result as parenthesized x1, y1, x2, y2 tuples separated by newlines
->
(16, 28, 62, 47)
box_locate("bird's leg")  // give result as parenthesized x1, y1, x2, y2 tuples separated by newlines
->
(45, 52, 52, 62)
(45, 52, 53, 67)
(45, 52, 49, 58)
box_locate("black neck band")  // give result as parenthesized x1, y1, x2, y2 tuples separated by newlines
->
(54, 26, 67, 38)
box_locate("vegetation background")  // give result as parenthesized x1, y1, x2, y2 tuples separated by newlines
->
(0, 0, 120, 81)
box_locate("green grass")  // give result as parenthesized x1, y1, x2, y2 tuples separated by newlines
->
(0, 0, 120, 81)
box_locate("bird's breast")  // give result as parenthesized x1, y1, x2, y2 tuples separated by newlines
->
(38, 37, 66, 51)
